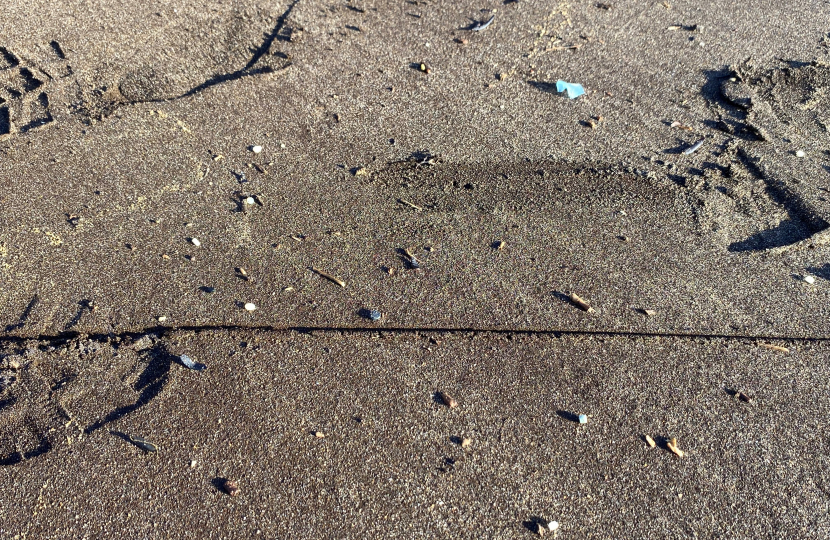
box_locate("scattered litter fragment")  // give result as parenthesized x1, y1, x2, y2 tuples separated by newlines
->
(796, 150, 806, 158)
(244, 302, 257, 311)
(471, 15, 495, 32)
(235, 267, 250, 281)
(548, 521, 559, 532)
(314, 431, 325, 438)
(190, 238, 201, 247)
(556, 80, 585, 99)
(760, 343, 789, 353)
(419, 63, 431, 74)
(251, 145, 263, 154)
(221, 479, 241, 497)
(803, 275, 816, 284)
(157, 316, 168, 322)
(578, 414, 588, 424)
(495, 240, 506, 250)
(670, 121, 693, 131)
(667, 437, 684, 457)
(178, 354, 207, 372)
(639, 308, 657, 317)
(683, 139, 704, 155)
(568, 293, 595, 313)
(310, 267, 346, 287)
(367, 309, 382, 321)
(737, 391, 752, 403)
(128, 434, 158, 453)
(438, 391, 458, 409)
(245, 196, 255, 205)
(645, 435, 656, 448)
(532, 522, 545, 536)
(461, 438, 472, 448)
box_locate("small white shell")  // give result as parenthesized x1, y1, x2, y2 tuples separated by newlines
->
(244, 302, 257, 311)
(252, 145, 263, 154)
(191, 238, 201, 247)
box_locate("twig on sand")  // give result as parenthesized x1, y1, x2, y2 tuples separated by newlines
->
(311, 267, 346, 287)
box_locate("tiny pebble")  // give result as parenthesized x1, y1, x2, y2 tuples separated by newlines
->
(461, 438, 472, 448)
(578, 414, 588, 424)
(190, 238, 201, 247)
(548, 521, 559, 532)
(244, 303, 257, 311)
(190, 460, 197, 468)
(280, 143, 286, 149)
(222, 479, 241, 497)
(252, 145, 263, 154)
(314, 431, 325, 438)
(796, 150, 806, 158)
(804, 275, 816, 284)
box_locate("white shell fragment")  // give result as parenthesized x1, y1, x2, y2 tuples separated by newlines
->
(244, 302, 257, 311)
(804, 275, 816, 284)
(796, 150, 806, 158)
(190, 238, 201, 247)
(178, 354, 207, 371)
(251, 145, 263, 154)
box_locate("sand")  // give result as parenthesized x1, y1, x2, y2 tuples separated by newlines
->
(0, 0, 829, 537)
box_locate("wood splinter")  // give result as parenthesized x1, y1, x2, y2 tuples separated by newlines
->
(310, 267, 346, 287)
(398, 198, 423, 211)
(568, 293, 595, 313)
(760, 343, 789, 353)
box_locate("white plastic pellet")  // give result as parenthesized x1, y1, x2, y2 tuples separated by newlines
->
(244, 303, 257, 311)
(191, 238, 201, 247)
(252, 145, 263, 154)
(548, 521, 559, 532)
(796, 150, 806, 158)
(804, 275, 816, 284)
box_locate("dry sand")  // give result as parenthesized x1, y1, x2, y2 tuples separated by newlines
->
(1, 0, 829, 537)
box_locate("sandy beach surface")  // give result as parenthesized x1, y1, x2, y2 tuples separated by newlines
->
(1, 0, 829, 537)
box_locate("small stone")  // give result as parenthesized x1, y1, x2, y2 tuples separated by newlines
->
(222, 479, 241, 497)
(804, 275, 816, 284)
(438, 391, 458, 409)
(314, 431, 325, 438)
(190, 238, 201, 247)
(190, 460, 197, 468)
(578, 414, 588, 424)
(280, 143, 286, 149)
(244, 303, 257, 311)
(251, 145, 263, 154)
(796, 150, 806, 158)
(461, 438, 472, 448)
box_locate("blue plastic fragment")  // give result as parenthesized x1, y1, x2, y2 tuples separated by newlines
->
(578, 414, 588, 424)
(368, 310, 382, 321)
(556, 80, 585, 99)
